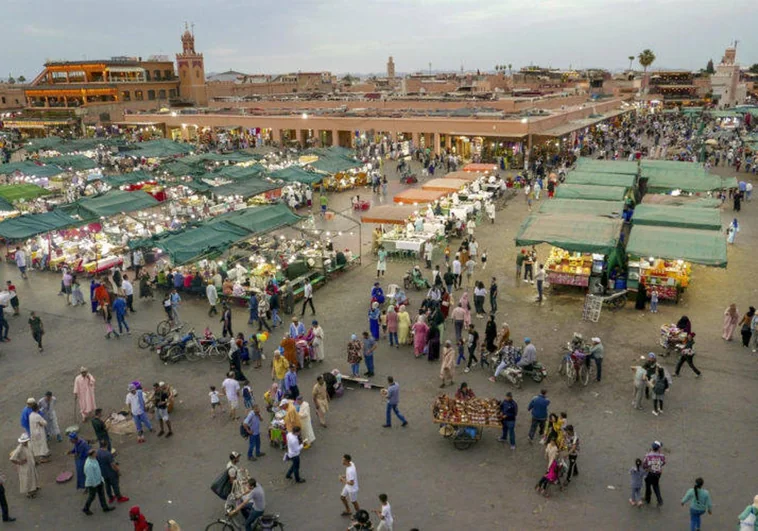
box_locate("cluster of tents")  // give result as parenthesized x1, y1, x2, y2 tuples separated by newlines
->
(515, 157, 729, 276)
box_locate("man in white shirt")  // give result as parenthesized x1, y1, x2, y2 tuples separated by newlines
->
(14, 247, 27, 279)
(125, 384, 152, 443)
(300, 280, 315, 316)
(375, 493, 394, 531)
(206, 281, 218, 316)
(121, 275, 135, 313)
(285, 426, 305, 483)
(221, 372, 240, 420)
(340, 454, 359, 516)
(452, 256, 462, 290)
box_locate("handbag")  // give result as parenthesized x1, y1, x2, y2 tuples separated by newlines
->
(740, 509, 756, 530)
(239, 423, 249, 439)
(210, 468, 233, 500)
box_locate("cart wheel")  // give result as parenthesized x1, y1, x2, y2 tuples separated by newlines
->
(565, 362, 576, 387)
(453, 438, 475, 450)
(138, 333, 151, 349)
(579, 364, 591, 386)
(157, 320, 171, 336)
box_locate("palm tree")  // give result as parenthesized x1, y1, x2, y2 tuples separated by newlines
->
(638, 49, 656, 94)
(508, 63, 513, 75)
(628, 56, 634, 71)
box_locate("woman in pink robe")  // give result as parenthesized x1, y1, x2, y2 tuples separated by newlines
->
(459, 291, 472, 328)
(411, 315, 429, 358)
(73, 367, 96, 421)
(722, 303, 740, 340)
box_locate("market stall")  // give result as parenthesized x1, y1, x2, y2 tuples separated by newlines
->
(641, 194, 721, 208)
(462, 163, 497, 173)
(360, 205, 419, 225)
(421, 178, 469, 193)
(269, 166, 323, 186)
(432, 394, 501, 450)
(515, 213, 624, 290)
(565, 171, 638, 189)
(574, 158, 639, 175)
(442, 171, 484, 182)
(393, 189, 446, 205)
(631, 204, 723, 231)
(554, 184, 630, 202)
(538, 199, 624, 217)
(626, 225, 727, 302)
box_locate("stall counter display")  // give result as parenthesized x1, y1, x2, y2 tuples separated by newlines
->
(544, 247, 592, 287)
(627, 258, 690, 301)
(432, 395, 501, 427)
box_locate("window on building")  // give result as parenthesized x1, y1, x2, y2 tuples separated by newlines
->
(135, 90, 144, 101)
(164, 69, 173, 79)
(169, 89, 177, 98)
(147, 90, 156, 100)
(153, 70, 161, 81)
(158, 89, 166, 99)
(1, 97, 5, 104)
(145, 71, 151, 81)
(121, 91, 131, 102)
(196, 70, 200, 79)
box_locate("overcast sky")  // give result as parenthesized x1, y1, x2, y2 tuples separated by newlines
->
(2, 0, 756, 78)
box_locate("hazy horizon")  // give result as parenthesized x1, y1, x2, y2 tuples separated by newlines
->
(1, 0, 756, 79)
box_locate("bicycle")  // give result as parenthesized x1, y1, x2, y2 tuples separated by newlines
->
(138, 331, 175, 349)
(205, 512, 283, 530)
(558, 350, 590, 387)
(157, 319, 183, 336)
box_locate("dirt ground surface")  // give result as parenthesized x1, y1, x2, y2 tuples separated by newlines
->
(0, 160, 755, 531)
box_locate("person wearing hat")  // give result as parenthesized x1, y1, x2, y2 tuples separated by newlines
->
(738, 495, 758, 529)
(73, 367, 97, 422)
(38, 391, 61, 443)
(128, 505, 150, 531)
(498, 392, 518, 449)
(9, 433, 38, 497)
(125, 384, 152, 443)
(27, 403, 49, 463)
(588, 337, 604, 382)
(518, 337, 537, 371)
(82, 448, 115, 515)
(20, 398, 35, 435)
(642, 441, 666, 506)
(69, 432, 91, 489)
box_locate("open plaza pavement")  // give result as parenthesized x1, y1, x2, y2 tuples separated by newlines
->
(0, 160, 755, 531)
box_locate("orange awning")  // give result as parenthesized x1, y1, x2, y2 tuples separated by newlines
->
(393, 189, 446, 205)
(443, 171, 483, 182)
(422, 178, 469, 192)
(462, 163, 497, 173)
(360, 204, 419, 224)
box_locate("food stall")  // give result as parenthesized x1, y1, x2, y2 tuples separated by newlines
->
(432, 394, 501, 450)
(626, 225, 727, 302)
(461, 163, 497, 173)
(442, 171, 485, 182)
(515, 212, 624, 293)
(393, 189, 446, 205)
(421, 178, 469, 193)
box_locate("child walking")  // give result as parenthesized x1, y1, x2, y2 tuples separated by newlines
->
(455, 339, 466, 366)
(652, 366, 669, 416)
(650, 289, 659, 313)
(242, 381, 254, 410)
(209, 385, 223, 418)
(629, 458, 647, 507)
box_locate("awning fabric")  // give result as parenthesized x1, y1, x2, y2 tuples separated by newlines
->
(393, 189, 447, 204)
(211, 203, 302, 234)
(38, 155, 97, 171)
(422, 178, 469, 192)
(309, 155, 361, 174)
(565, 171, 637, 188)
(269, 166, 323, 185)
(0, 184, 51, 202)
(643, 171, 726, 193)
(0, 211, 80, 240)
(360, 205, 419, 224)
(211, 178, 280, 199)
(0, 161, 65, 178)
(211, 165, 265, 180)
(120, 139, 195, 158)
(515, 213, 623, 254)
(626, 225, 727, 267)
(574, 158, 638, 175)
(102, 171, 155, 187)
(462, 163, 497, 173)
(62, 190, 159, 219)
(142, 222, 250, 265)
(443, 171, 483, 182)
(538, 199, 624, 217)
(631, 204, 723, 230)
(26, 136, 124, 154)
(554, 184, 628, 201)
(641, 194, 721, 208)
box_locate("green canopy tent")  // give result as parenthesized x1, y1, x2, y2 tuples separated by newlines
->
(139, 221, 251, 265)
(554, 184, 629, 202)
(574, 158, 639, 175)
(626, 225, 727, 267)
(0, 161, 65, 178)
(0, 198, 16, 212)
(641, 194, 721, 208)
(182, 152, 261, 164)
(565, 171, 637, 188)
(210, 165, 265, 181)
(61, 190, 160, 220)
(643, 171, 726, 193)
(305, 146, 355, 159)
(119, 139, 195, 159)
(156, 160, 205, 177)
(38, 155, 97, 171)
(309, 155, 362, 174)
(27, 136, 123, 154)
(102, 171, 156, 187)
(269, 166, 323, 185)
(515, 213, 623, 255)
(631, 204, 723, 231)
(538, 199, 624, 217)
(0, 184, 51, 202)
(211, 178, 280, 199)
(0, 211, 81, 241)
(640, 160, 707, 173)
(211, 203, 302, 234)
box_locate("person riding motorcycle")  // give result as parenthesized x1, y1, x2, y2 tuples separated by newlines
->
(518, 338, 537, 371)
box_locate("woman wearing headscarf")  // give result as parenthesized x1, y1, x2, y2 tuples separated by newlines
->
(676, 315, 692, 335)
(90, 278, 101, 313)
(368, 302, 381, 340)
(485, 314, 498, 354)
(426, 324, 441, 361)
(459, 291, 472, 328)
(129, 506, 151, 531)
(397, 305, 411, 346)
(497, 322, 511, 349)
(739, 306, 756, 347)
(347, 334, 363, 377)
(722, 303, 740, 341)
(282, 400, 301, 433)
(412, 315, 429, 358)
(295, 396, 315, 446)
(439, 340, 455, 388)
(228, 341, 247, 382)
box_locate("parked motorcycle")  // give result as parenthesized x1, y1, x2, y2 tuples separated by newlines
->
(158, 329, 202, 363)
(490, 346, 546, 386)
(403, 266, 430, 291)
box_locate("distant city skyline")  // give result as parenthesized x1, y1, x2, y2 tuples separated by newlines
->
(1, 0, 756, 78)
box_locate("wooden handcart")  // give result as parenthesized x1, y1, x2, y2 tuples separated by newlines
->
(431, 395, 501, 450)
(432, 418, 489, 450)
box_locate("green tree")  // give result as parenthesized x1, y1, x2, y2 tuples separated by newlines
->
(7, 74, 14, 84)
(749, 64, 758, 74)
(638, 49, 656, 94)
(17, 75, 26, 83)
(705, 59, 714, 74)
